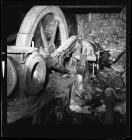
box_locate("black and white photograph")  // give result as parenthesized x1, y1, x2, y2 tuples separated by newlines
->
(1, 0, 130, 138)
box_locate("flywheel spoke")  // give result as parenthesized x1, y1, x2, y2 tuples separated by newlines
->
(51, 20, 59, 44)
(39, 21, 49, 55)
(48, 20, 59, 54)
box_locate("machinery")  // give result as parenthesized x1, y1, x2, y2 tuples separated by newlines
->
(7, 6, 78, 124)
(6, 6, 126, 124)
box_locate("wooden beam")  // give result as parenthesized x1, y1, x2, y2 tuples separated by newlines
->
(51, 35, 78, 57)
(7, 46, 38, 53)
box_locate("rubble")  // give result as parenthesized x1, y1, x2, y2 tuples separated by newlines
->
(45, 36, 127, 125)
(67, 37, 126, 124)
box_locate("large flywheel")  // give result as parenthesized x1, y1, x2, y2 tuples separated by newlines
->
(16, 6, 69, 55)
(7, 6, 78, 124)
(13, 6, 70, 96)
(7, 6, 77, 97)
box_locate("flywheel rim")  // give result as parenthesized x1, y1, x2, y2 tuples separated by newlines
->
(16, 6, 69, 50)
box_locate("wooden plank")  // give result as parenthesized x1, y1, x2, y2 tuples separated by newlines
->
(86, 56, 96, 61)
(7, 46, 38, 53)
(50, 35, 78, 57)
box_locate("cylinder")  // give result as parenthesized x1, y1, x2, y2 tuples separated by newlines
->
(7, 57, 17, 96)
(24, 52, 47, 95)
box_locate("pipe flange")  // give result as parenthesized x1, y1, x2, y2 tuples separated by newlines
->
(24, 52, 46, 95)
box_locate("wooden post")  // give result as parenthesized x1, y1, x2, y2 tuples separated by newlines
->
(104, 88, 115, 124)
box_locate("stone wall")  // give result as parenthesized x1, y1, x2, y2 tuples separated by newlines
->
(75, 12, 126, 65)
(76, 13, 126, 49)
